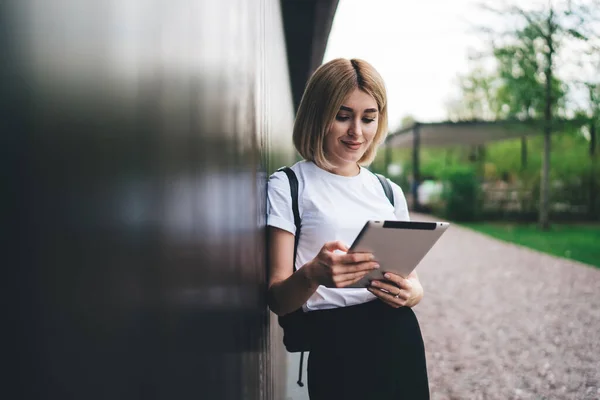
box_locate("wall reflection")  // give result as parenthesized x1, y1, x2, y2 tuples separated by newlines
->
(4, 0, 294, 398)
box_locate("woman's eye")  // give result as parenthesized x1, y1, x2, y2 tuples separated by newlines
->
(363, 118, 376, 123)
(335, 115, 350, 122)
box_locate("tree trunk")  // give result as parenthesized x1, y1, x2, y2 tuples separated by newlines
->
(521, 136, 528, 170)
(539, 22, 554, 231)
(540, 124, 550, 230)
(591, 121, 597, 219)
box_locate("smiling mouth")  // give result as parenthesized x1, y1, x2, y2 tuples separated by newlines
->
(341, 141, 363, 150)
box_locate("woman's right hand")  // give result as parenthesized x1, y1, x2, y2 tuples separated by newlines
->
(303, 241, 379, 288)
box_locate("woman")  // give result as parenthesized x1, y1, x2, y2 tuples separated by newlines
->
(267, 58, 429, 399)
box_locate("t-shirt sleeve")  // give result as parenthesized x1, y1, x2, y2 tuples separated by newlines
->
(389, 180, 410, 221)
(267, 171, 297, 235)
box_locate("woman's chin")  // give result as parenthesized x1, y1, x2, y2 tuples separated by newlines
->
(327, 150, 365, 167)
(341, 153, 363, 164)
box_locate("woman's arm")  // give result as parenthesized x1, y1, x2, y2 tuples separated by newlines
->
(267, 226, 380, 316)
(267, 227, 319, 316)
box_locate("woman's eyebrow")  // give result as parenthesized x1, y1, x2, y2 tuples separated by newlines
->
(339, 105, 378, 113)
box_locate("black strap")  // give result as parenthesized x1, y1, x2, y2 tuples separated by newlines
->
(277, 167, 301, 271)
(277, 166, 306, 387)
(374, 173, 395, 207)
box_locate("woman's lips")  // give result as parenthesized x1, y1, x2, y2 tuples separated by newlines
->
(341, 141, 362, 150)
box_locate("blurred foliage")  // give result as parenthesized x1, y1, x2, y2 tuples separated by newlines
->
(378, 1, 600, 225)
(427, 0, 599, 224)
(437, 165, 481, 222)
(380, 128, 596, 181)
(494, 35, 567, 120)
(375, 124, 599, 220)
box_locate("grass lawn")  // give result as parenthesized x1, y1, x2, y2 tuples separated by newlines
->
(461, 222, 600, 268)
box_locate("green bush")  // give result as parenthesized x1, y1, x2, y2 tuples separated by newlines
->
(440, 166, 481, 221)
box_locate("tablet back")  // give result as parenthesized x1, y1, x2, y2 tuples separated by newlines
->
(346, 221, 449, 288)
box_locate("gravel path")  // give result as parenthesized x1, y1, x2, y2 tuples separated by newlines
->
(414, 214, 600, 400)
(286, 214, 600, 400)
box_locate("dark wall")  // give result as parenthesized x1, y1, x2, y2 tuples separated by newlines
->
(3, 1, 295, 399)
(280, 0, 339, 111)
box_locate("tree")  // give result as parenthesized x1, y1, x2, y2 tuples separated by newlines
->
(588, 83, 599, 217)
(447, 66, 500, 121)
(494, 20, 568, 170)
(575, 10, 600, 218)
(493, 24, 567, 120)
(477, 0, 596, 229)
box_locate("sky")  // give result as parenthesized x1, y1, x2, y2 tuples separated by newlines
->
(323, 0, 595, 130)
(324, 0, 483, 130)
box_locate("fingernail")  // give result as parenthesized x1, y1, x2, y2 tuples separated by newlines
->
(384, 273, 391, 279)
(373, 263, 380, 269)
(371, 281, 379, 287)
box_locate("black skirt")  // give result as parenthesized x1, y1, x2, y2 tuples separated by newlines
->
(306, 300, 429, 400)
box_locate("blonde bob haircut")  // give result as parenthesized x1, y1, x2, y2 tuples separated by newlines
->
(292, 58, 388, 170)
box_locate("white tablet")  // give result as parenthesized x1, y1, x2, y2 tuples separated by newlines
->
(345, 220, 450, 288)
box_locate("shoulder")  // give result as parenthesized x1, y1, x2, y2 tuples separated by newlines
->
(375, 174, 406, 201)
(387, 178, 406, 200)
(365, 170, 410, 220)
(362, 169, 399, 194)
(387, 179, 410, 221)
(366, 170, 405, 197)
(267, 163, 310, 234)
(268, 161, 310, 190)
(268, 161, 314, 208)
(268, 169, 290, 191)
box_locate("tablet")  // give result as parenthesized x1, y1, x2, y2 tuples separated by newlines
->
(345, 220, 450, 288)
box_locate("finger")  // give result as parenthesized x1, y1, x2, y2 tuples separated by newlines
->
(367, 287, 401, 308)
(334, 270, 372, 287)
(331, 270, 371, 288)
(369, 280, 409, 299)
(339, 252, 375, 265)
(368, 287, 407, 308)
(381, 272, 412, 291)
(368, 286, 409, 305)
(322, 240, 349, 253)
(367, 286, 388, 299)
(331, 261, 379, 275)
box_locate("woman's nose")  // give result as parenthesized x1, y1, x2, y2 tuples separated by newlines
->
(348, 119, 362, 136)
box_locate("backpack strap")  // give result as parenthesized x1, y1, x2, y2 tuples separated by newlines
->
(277, 167, 301, 271)
(277, 166, 306, 388)
(374, 173, 395, 207)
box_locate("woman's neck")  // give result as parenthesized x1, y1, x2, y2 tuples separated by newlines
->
(325, 162, 360, 177)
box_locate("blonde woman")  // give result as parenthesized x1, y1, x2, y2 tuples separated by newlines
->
(267, 58, 429, 399)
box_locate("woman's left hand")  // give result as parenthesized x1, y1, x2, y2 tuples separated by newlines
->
(367, 271, 423, 308)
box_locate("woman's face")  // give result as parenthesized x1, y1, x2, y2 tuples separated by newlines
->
(324, 88, 379, 172)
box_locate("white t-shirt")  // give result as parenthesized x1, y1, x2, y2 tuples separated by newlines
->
(267, 160, 410, 311)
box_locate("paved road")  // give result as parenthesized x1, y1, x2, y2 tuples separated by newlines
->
(286, 214, 600, 399)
